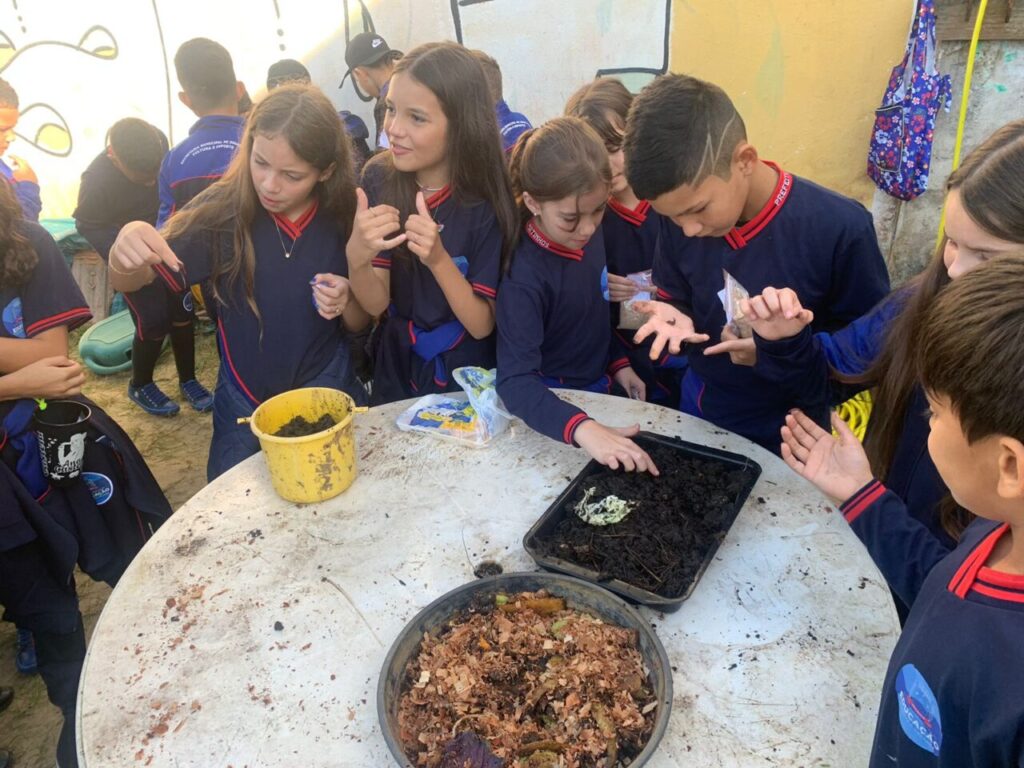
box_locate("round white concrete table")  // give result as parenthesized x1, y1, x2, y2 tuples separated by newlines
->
(78, 392, 900, 767)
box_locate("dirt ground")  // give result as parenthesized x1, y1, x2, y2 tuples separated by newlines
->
(0, 328, 218, 767)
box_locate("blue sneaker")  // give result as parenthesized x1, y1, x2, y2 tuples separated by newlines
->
(127, 382, 180, 416)
(16, 628, 37, 674)
(180, 379, 214, 413)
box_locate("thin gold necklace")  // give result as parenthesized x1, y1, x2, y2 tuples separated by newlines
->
(272, 217, 299, 259)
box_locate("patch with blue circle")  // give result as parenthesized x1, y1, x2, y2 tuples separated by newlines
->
(600, 266, 610, 301)
(2, 297, 25, 337)
(182, 293, 194, 313)
(895, 664, 942, 756)
(452, 255, 469, 277)
(81, 472, 114, 506)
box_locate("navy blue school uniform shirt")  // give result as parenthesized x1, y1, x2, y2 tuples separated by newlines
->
(497, 221, 628, 445)
(363, 166, 502, 404)
(155, 203, 354, 405)
(1, 221, 91, 340)
(73, 151, 162, 259)
(653, 162, 890, 450)
(840, 483, 1024, 767)
(156, 114, 244, 226)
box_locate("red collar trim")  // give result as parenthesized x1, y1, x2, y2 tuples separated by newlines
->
(525, 220, 583, 261)
(271, 200, 319, 240)
(425, 185, 452, 210)
(724, 162, 792, 250)
(947, 523, 1024, 601)
(607, 197, 650, 227)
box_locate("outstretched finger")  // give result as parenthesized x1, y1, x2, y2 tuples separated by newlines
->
(780, 442, 806, 474)
(780, 424, 810, 461)
(647, 329, 669, 360)
(790, 408, 827, 440)
(784, 413, 820, 453)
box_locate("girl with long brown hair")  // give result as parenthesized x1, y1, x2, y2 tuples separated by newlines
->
(109, 84, 369, 479)
(497, 117, 656, 474)
(745, 120, 1024, 552)
(344, 42, 518, 405)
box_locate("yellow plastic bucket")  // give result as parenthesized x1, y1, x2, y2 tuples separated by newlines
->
(246, 387, 365, 503)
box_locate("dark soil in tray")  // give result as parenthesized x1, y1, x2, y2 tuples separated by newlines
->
(533, 444, 750, 599)
(273, 413, 337, 437)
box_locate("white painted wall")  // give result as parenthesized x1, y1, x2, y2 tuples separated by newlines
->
(0, 0, 671, 218)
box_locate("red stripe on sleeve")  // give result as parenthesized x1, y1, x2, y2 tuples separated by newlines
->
(25, 307, 92, 336)
(840, 480, 886, 523)
(563, 413, 589, 445)
(608, 357, 630, 374)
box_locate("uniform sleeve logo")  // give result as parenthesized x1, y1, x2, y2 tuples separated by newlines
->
(182, 292, 194, 313)
(601, 266, 610, 301)
(81, 472, 114, 506)
(2, 297, 25, 338)
(895, 664, 942, 756)
(451, 255, 469, 277)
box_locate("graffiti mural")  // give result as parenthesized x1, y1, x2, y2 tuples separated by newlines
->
(0, 0, 671, 217)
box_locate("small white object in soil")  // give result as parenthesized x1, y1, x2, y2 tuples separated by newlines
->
(574, 486, 637, 526)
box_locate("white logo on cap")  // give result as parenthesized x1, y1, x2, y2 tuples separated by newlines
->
(372, 38, 383, 48)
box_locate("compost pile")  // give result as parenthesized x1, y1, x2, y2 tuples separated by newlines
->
(535, 444, 749, 599)
(397, 590, 657, 767)
(272, 413, 336, 437)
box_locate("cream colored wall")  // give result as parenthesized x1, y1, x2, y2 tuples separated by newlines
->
(671, 0, 917, 203)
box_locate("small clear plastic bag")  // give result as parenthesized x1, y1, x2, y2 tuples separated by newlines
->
(619, 269, 656, 330)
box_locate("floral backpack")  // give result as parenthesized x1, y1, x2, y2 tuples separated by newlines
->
(867, 0, 952, 201)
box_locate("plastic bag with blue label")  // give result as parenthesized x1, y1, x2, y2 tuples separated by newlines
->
(394, 367, 512, 447)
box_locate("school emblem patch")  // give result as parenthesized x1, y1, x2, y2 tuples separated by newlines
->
(2, 297, 25, 337)
(82, 472, 114, 506)
(895, 664, 942, 756)
(182, 292, 194, 313)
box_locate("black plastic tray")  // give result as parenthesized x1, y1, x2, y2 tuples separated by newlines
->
(523, 432, 762, 612)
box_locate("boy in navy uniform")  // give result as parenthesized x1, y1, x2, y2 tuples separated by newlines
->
(124, 38, 244, 417)
(74, 117, 167, 262)
(0, 77, 40, 220)
(470, 50, 532, 153)
(623, 74, 890, 451)
(339, 32, 402, 151)
(779, 255, 1024, 767)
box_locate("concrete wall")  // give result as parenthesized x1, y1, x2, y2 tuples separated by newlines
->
(0, 0, 916, 220)
(873, 40, 1024, 284)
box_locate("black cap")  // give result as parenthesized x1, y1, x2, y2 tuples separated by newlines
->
(267, 58, 311, 90)
(339, 32, 400, 88)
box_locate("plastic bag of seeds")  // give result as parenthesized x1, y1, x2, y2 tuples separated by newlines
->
(619, 269, 656, 330)
(718, 269, 752, 338)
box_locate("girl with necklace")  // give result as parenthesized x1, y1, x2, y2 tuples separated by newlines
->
(108, 85, 369, 479)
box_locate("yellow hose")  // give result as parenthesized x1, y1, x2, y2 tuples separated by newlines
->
(836, 390, 873, 441)
(934, 0, 989, 250)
